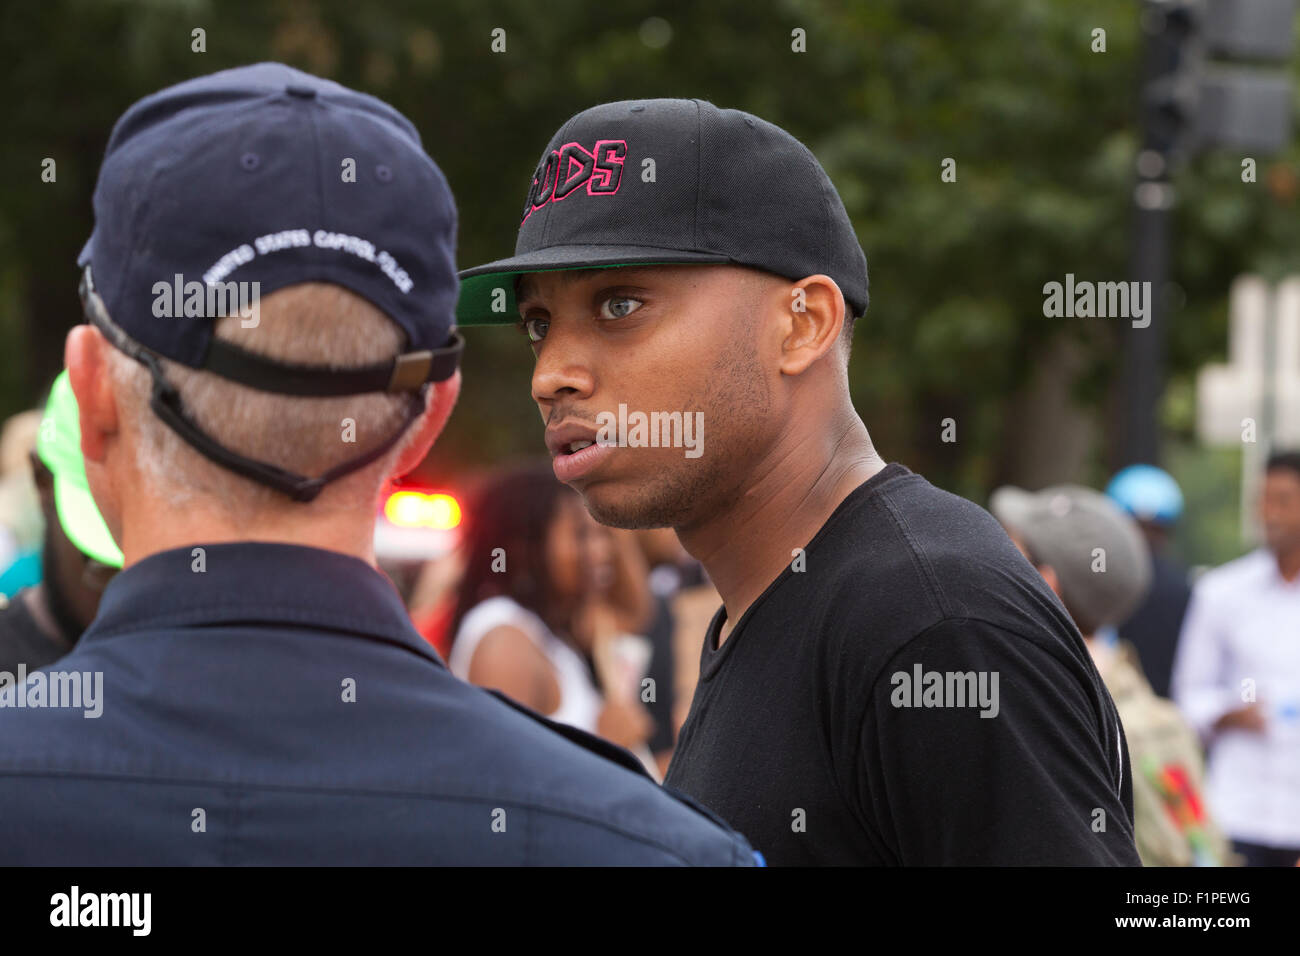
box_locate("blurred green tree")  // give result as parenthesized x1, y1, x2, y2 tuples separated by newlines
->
(2, 0, 1296, 557)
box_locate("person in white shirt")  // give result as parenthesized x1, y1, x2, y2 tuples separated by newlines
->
(1172, 450, 1300, 866)
(448, 465, 656, 757)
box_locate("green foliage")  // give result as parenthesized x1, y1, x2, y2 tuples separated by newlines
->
(1, 0, 1295, 559)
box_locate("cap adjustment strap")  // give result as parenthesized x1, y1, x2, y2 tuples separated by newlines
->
(145, 364, 424, 502)
(204, 334, 462, 396)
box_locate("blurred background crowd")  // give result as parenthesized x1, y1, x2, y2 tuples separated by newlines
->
(2, 0, 1299, 866)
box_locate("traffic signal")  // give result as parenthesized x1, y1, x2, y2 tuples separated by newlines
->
(1140, 0, 1295, 160)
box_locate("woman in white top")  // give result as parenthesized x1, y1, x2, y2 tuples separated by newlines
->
(449, 465, 654, 752)
(451, 594, 603, 731)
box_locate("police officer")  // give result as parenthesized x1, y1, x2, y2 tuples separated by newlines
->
(0, 64, 755, 866)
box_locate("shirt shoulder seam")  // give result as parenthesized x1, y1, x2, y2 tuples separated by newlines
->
(869, 486, 953, 620)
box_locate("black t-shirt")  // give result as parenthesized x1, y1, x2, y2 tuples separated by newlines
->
(664, 464, 1140, 866)
(0, 588, 71, 673)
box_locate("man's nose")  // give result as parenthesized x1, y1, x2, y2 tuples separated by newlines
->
(531, 325, 596, 406)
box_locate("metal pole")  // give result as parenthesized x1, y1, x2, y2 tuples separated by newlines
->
(1122, 161, 1173, 466)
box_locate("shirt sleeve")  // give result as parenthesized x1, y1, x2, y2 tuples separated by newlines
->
(1169, 584, 1236, 739)
(859, 618, 1141, 866)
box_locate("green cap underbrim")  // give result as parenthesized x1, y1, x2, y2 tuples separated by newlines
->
(53, 473, 123, 568)
(38, 371, 123, 569)
(455, 247, 733, 327)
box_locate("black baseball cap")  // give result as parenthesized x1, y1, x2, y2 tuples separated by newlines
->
(457, 98, 868, 325)
(78, 63, 463, 502)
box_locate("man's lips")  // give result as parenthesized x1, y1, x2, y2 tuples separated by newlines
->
(552, 440, 613, 483)
(546, 420, 613, 483)
(544, 421, 600, 458)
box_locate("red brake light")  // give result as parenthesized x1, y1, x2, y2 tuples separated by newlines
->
(384, 490, 462, 530)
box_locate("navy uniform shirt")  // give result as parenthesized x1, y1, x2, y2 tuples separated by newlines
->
(0, 542, 755, 865)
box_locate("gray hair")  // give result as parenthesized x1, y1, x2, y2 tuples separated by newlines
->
(104, 283, 421, 519)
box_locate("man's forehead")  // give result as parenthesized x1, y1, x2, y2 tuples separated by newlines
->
(514, 265, 667, 301)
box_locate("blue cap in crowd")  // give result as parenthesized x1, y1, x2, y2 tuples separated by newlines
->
(1106, 465, 1184, 526)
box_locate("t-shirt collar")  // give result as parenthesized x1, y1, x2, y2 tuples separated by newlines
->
(697, 462, 912, 679)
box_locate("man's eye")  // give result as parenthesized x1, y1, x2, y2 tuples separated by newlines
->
(600, 296, 643, 320)
(520, 317, 548, 342)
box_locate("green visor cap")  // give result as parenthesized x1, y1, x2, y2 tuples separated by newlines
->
(36, 371, 124, 568)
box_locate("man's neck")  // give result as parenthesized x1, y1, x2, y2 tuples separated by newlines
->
(116, 496, 378, 569)
(678, 414, 885, 647)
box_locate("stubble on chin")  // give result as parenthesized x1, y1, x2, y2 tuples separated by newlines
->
(576, 399, 761, 531)
(578, 462, 710, 530)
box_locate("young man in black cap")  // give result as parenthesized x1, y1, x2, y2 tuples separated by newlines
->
(0, 69, 756, 866)
(458, 99, 1141, 865)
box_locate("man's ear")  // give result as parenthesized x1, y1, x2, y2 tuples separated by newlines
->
(390, 369, 461, 479)
(64, 325, 120, 464)
(778, 274, 847, 377)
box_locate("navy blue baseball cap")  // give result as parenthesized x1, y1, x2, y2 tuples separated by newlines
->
(456, 98, 868, 326)
(78, 63, 463, 502)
